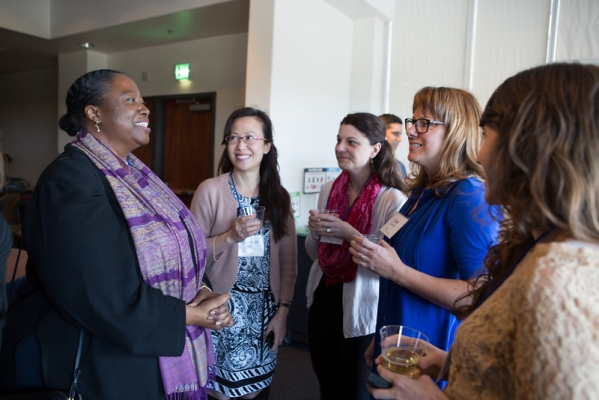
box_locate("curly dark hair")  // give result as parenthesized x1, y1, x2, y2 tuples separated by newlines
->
(218, 107, 292, 242)
(58, 69, 123, 136)
(454, 63, 599, 319)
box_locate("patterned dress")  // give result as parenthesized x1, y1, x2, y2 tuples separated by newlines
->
(211, 186, 278, 397)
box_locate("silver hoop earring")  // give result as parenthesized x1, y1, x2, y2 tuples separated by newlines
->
(95, 121, 101, 133)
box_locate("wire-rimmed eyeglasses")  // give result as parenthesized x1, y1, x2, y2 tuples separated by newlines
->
(405, 118, 445, 134)
(224, 135, 267, 145)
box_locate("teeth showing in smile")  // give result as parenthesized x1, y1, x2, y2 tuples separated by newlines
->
(410, 143, 422, 147)
(135, 122, 148, 127)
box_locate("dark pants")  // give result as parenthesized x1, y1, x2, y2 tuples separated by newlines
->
(308, 277, 373, 400)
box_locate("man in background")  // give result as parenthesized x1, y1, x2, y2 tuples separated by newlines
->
(378, 114, 406, 177)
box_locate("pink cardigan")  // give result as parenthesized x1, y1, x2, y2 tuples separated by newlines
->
(190, 174, 297, 303)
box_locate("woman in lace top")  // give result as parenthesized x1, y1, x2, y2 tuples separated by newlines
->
(367, 63, 599, 399)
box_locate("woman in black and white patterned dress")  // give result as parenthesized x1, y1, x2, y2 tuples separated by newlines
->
(191, 107, 297, 400)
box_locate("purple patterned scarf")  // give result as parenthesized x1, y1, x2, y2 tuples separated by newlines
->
(73, 131, 215, 399)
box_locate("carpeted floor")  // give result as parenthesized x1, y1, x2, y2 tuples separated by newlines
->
(270, 341, 320, 399)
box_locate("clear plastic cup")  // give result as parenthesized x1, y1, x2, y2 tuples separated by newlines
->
(314, 209, 338, 215)
(238, 205, 266, 229)
(379, 325, 429, 377)
(360, 233, 382, 243)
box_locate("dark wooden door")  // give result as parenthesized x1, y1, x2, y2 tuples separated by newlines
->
(164, 99, 213, 206)
(132, 95, 214, 207)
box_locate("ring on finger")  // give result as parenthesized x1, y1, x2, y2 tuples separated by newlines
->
(360, 253, 365, 262)
(326, 227, 332, 233)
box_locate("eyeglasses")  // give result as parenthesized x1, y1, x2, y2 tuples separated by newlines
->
(405, 118, 445, 134)
(224, 135, 267, 145)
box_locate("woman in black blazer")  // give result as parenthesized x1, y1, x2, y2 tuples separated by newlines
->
(0, 69, 233, 399)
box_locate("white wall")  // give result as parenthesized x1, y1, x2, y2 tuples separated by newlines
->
(0, 0, 234, 39)
(0, 0, 51, 38)
(108, 32, 248, 174)
(50, 0, 231, 38)
(385, 0, 596, 174)
(57, 50, 109, 151)
(349, 17, 386, 112)
(0, 67, 58, 186)
(2, 0, 599, 213)
(556, 0, 599, 62)
(387, 0, 470, 168)
(472, 0, 550, 107)
(55, 33, 247, 170)
(0, 32, 247, 185)
(109, 34, 247, 95)
(255, 0, 354, 226)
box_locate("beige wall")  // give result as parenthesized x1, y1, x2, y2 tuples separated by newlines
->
(108, 33, 248, 175)
(0, 0, 598, 225)
(0, 67, 58, 186)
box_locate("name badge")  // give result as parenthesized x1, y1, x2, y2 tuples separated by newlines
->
(238, 234, 265, 257)
(380, 213, 408, 238)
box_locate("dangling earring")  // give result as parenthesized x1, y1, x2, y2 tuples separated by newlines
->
(370, 157, 375, 173)
(95, 121, 101, 133)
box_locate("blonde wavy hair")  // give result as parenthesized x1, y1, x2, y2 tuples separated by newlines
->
(455, 62, 599, 318)
(408, 87, 485, 195)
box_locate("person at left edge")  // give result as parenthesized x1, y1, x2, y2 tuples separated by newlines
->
(0, 143, 13, 352)
(0, 69, 233, 399)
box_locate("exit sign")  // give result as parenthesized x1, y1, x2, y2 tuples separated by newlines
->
(174, 63, 190, 80)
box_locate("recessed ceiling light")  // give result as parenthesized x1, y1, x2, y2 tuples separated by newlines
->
(80, 42, 95, 49)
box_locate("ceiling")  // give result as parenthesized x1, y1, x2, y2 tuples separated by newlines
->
(0, 0, 249, 75)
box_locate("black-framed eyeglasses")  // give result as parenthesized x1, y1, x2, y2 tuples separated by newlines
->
(405, 118, 444, 134)
(224, 135, 267, 145)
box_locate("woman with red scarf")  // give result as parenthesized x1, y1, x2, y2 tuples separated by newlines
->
(305, 113, 407, 400)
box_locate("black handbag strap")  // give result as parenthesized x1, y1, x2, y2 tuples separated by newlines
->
(68, 330, 84, 400)
(7, 241, 24, 301)
(7, 244, 84, 399)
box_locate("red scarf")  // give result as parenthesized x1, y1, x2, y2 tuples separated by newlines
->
(318, 171, 382, 285)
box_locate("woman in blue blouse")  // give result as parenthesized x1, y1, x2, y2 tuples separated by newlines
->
(350, 87, 500, 381)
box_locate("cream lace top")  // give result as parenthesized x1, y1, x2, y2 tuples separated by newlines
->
(445, 241, 599, 399)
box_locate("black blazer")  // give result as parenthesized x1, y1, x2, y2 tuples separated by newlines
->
(1, 145, 186, 399)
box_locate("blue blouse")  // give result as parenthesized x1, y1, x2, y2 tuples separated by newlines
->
(375, 178, 500, 366)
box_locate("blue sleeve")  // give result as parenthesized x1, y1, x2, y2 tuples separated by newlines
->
(398, 160, 407, 177)
(446, 179, 500, 280)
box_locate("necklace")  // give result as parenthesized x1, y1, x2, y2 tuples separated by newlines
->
(347, 175, 373, 209)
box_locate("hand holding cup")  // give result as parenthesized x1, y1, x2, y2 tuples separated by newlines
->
(232, 206, 265, 241)
(379, 325, 429, 378)
(308, 209, 339, 237)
